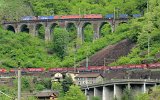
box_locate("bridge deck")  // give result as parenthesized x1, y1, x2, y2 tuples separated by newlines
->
(81, 79, 160, 89)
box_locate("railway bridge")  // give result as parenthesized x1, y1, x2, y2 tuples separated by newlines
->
(2, 18, 128, 42)
(81, 79, 160, 100)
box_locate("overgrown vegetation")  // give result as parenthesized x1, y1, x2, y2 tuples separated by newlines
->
(0, 0, 160, 69)
(110, 0, 160, 66)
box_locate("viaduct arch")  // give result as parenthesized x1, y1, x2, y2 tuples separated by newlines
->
(3, 18, 128, 42)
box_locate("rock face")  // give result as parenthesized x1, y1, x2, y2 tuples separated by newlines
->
(80, 39, 135, 66)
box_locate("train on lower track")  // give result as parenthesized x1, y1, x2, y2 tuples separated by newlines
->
(21, 14, 141, 21)
(0, 63, 160, 73)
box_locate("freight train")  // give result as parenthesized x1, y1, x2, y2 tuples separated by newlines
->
(0, 63, 160, 73)
(21, 14, 141, 21)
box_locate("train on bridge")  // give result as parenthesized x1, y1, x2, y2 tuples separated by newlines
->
(0, 62, 159, 73)
(21, 14, 141, 20)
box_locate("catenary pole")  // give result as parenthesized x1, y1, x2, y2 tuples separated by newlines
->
(18, 62, 21, 100)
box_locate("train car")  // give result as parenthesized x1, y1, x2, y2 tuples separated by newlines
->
(89, 66, 106, 72)
(48, 68, 57, 72)
(119, 14, 128, 19)
(38, 16, 54, 20)
(126, 65, 136, 69)
(9, 69, 16, 73)
(21, 16, 34, 20)
(77, 67, 87, 72)
(132, 14, 141, 18)
(137, 64, 147, 69)
(9, 68, 27, 73)
(54, 15, 61, 19)
(148, 63, 160, 69)
(0, 68, 7, 73)
(105, 14, 114, 19)
(83, 14, 103, 19)
(67, 67, 75, 72)
(56, 68, 68, 72)
(61, 15, 82, 19)
(27, 68, 45, 72)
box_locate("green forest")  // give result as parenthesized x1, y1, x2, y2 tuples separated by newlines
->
(0, 0, 160, 68)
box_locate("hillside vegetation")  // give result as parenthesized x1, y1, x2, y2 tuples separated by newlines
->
(0, 0, 160, 68)
(110, 0, 160, 66)
(0, 0, 147, 21)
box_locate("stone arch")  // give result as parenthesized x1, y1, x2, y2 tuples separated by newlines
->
(50, 23, 59, 33)
(35, 23, 45, 39)
(6, 25, 15, 33)
(20, 24, 29, 33)
(82, 22, 94, 42)
(50, 23, 59, 40)
(66, 22, 77, 41)
(99, 22, 112, 37)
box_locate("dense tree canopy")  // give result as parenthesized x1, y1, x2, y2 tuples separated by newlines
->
(59, 85, 86, 100)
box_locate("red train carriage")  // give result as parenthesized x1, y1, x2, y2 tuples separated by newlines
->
(48, 68, 57, 72)
(83, 14, 103, 19)
(61, 15, 82, 19)
(27, 68, 45, 72)
(148, 63, 160, 69)
(110, 65, 124, 70)
(0, 68, 7, 73)
(67, 67, 75, 72)
(89, 66, 106, 72)
(48, 68, 68, 72)
(136, 64, 147, 69)
(56, 68, 68, 72)
(54, 15, 61, 19)
(77, 67, 86, 71)
(127, 64, 147, 69)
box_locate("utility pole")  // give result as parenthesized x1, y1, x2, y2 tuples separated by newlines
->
(86, 46, 90, 71)
(147, 0, 150, 59)
(74, 42, 77, 73)
(114, 7, 116, 21)
(148, 34, 150, 59)
(103, 58, 106, 73)
(86, 56, 89, 71)
(103, 58, 106, 66)
(18, 62, 21, 100)
(113, 7, 116, 32)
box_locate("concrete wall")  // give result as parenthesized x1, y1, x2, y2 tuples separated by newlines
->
(83, 80, 159, 100)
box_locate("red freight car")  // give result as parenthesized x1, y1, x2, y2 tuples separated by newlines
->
(54, 15, 61, 19)
(83, 14, 103, 19)
(148, 63, 160, 69)
(77, 67, 86, 71)
(61, 15, 82, 19)
(27, 68, 45, 72)
(0, 68, 7, 73)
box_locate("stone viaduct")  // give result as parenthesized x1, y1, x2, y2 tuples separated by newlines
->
(81, 79, 160, 100)
(2, 18, 128, 42)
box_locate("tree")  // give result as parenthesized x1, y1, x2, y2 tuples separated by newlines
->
(121, 88, 134, 100)
(149, 86, 160, 100)
(135, 86, 160, 100)
(52, 82, 62, 91)
(52, 28, 69, 59)
(0, 0, 33, 21)
(135, 93, 149, 100)
(60, 85, 86, 100)
(35, 84, 45, 91)
(61, 75, 73, 93)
